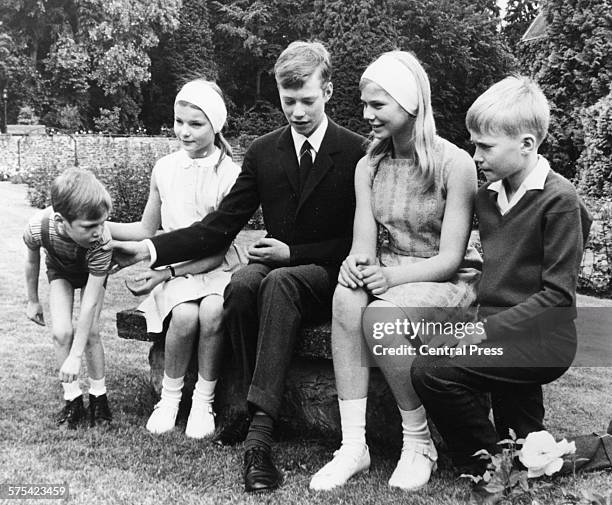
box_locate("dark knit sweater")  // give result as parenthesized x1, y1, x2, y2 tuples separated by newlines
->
(476, 170, 592, 340)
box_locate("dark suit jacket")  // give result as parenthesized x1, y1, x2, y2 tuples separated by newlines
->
(151, 118, 366, 269)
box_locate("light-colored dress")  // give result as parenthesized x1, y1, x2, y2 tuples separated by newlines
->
(138, 148, 244, 333)
(370, 137, 482, 331)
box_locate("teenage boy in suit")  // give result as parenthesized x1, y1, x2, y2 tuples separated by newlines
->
(109, 41, 366, 493)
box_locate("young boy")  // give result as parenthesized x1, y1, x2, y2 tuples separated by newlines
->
(411, 75, 592, 475)
(24, 167, 114, 429)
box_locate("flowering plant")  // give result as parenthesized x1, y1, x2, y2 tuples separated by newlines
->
(518, 431, 576, 478)
(462, 429, 577, 504)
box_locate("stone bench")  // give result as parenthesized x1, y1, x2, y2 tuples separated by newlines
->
(116, 309, 404, 446)
(115, 230, 488, 446)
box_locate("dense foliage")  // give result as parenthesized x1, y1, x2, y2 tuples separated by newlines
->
(0, 0, 181, 132)
(1, 0, 516, 144)
(517, 0, 611, 179)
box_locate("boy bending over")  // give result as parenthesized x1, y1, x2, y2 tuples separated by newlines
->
(24, 168, 113, 429)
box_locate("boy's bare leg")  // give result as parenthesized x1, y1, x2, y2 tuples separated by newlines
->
(83, 287, 105, 381)
(49, 279, 75, 373)
(49, 279, 86, 427)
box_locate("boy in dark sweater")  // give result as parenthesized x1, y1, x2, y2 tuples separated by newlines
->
(411, 75, 592, 475)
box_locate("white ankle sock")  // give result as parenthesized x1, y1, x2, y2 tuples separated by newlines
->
(62, 381, 83, 401)
(161, 374, 184, 404)
(192, 375, 216, 405)
(339, 397, 367, 448)
(398, 405, 430, 446)
(88, 377, 106, 397)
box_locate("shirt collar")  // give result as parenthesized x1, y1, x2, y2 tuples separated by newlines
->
(488, 155, 550, 194)
(291, 115, 329, 159)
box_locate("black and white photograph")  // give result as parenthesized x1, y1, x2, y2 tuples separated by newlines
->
(1, 0, 611, 503)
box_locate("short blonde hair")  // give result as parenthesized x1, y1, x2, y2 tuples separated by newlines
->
(274, 41, 332, 89)
(466, 75, 550, 145)
(51, 168, 112, 223)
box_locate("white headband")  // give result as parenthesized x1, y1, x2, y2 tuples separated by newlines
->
(175, 81, 227, 133)
(361, 54, 419, 115)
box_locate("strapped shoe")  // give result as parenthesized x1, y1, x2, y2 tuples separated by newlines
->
(243, 447, 282, 493)
(185, 402, 215, 439)
(89, 393, 112, 427)
(388, 440, 438, 491)
(56, 395, 86, 429)
(309, 444, 370, 491)
(146, 399, 179, 434)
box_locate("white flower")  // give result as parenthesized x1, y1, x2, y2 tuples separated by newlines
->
(518, 431, 576, 478)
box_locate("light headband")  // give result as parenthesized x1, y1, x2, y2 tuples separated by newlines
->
(175, 81, 227, 133)
(361, 54, 419, 115)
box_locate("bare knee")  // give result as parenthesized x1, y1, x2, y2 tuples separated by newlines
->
(170, 303, 199, 335)
(52, 326, 73, 347)
(332, 284, 368, 325)
(198, 296, 224, 337)
(362, 300, 398, 343)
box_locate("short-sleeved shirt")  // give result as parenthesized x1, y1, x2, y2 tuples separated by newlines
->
(23, 207, 112, 286)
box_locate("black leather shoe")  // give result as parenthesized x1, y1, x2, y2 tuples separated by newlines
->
(56, 395, 86, 429)
(213, 415, 250, 446)
(243, 447, 282, 493)
(89, 393, 112, 427)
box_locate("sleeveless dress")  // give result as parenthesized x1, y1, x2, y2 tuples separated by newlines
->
(370, 137, 482, 335)
(138, 148, 244, 333)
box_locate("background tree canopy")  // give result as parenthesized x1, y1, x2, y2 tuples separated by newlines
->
(0, 0, 609, 183)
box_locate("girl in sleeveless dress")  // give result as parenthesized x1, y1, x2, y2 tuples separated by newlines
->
(108, 80, 243, 438)
(310, 52, 481, 491)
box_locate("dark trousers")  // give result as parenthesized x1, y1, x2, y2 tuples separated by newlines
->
(411, 328, 576, 473)
(223, 262, 335, 419)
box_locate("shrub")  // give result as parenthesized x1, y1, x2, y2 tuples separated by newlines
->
(24, 147, 155, 223)
(226, 100, 286, 137)
(94, 107, 123, 134)
(575, 93, 612, 198)
(578, 197, 612, 297)
(56, 104, 85, 131)
(24, 158, 62, 208)
(17, 105, 40, 125)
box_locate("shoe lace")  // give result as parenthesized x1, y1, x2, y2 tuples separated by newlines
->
(247, 448, 269, 466)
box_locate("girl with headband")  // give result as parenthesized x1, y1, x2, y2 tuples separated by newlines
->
(108, 79, 243, 438)
(310, 52, 482, 491)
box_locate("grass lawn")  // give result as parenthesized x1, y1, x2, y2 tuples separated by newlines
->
(1, 181, 611, 504)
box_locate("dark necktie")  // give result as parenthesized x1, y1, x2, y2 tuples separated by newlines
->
(299, 140, 313, 192)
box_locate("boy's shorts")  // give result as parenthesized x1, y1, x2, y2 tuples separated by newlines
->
(46, 266, 108, 290)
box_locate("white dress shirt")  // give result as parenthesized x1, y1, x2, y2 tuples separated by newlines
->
(488, 156, 550, 215)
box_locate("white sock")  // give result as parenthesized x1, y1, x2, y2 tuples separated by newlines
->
(88, 377, 107, 397)
(339, 397, 367, 449)
(192, 375, 216, 405)
(62, 381, 83, 401)
(160, 374, 184, 404)
(398, 405, 430, 447)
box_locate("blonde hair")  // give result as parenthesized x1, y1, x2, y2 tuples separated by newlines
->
(176, 79, 233, 171)
(51, 168, 112, 223)
(466, 75, 550, 146)
(274, 41, 332, 89)
(361, 51, 437, 188)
